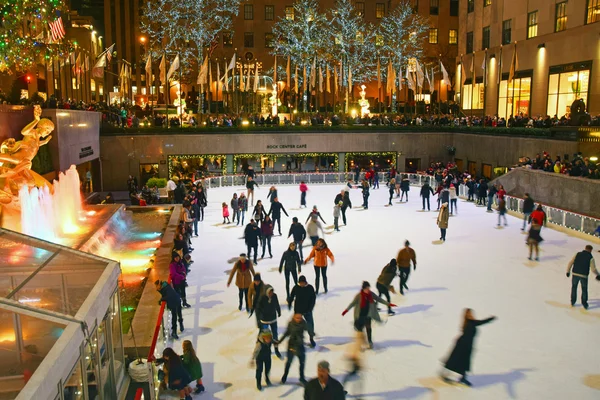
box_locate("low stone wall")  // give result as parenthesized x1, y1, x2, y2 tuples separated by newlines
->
(492, 168, 600, 218)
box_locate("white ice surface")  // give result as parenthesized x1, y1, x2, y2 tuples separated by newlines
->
(164, 184, 600, 400)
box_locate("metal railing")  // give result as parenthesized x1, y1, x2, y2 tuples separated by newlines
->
(202, 171, 437, 189)
(458, 184, 599, 236)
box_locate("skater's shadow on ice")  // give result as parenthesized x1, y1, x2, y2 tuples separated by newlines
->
(278, 383, 303, 397)
(538, 254, 564, 261)
(195, 362, 233, 399)
(198, 300, 223, 309)
(470, 368, 534, 398)
(396, 304, 433, 315)
(586, 299, 600, 310)
(352, 386, 430, 399)
(226, 257, 238, 264)
(543, 239, 568, 246)
(375, 339, 432, 349)
(197, 289, 223, 298)
(409, 287, 448, 293)
(316, 336, 352, 347)
(431, 240, 444, 245)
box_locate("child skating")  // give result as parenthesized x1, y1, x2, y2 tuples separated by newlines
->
(222, 202, 231, 224)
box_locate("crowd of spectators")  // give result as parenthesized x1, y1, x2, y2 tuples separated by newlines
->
(517, 151, 600, 179)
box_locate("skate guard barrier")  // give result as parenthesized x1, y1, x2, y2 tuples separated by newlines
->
(458, 184, 599, 237)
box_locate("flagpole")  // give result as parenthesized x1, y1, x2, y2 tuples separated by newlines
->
(470, 52, 474, 120)
(165, 50, 169, 129)
(483, 49, 488, 116)
(178, 52, 182, 128)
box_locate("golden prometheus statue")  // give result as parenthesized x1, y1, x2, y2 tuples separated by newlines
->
(0, 105, 54, 207)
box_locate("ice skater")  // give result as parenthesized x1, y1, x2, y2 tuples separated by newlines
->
(420, 181, 434, 210)
(257, 285, 283, 358)
(181, 340, 205, 394)
(342, 331, 367, 396)
(527, 219, 543, 261)
(342, 281, 396, 349)
(260, 215, 274, 259)
(361, 179, 370, 209)
(252, 199, 267, 223)
(449, 184, 458, 215)
(388, 178, 396, 205)
(277, 313, 316, 385)
(566, 245, 600, 309)
(305, 361, 346, 399)
(521, 193, 534, 231)
(334, 189, 352, 225)
(266, 185, 278, 204)
(333, 201, 342, 231)
(222, 202, 231, 224)
(238, 192, 248, 225)
(268, 197, 289, 235)
(440, 309, 496, 386)
(279, 242, 302, 302)
(251, 329, 273, 391)
(396, 240, 417, 295)
(287, 217, 307, 259)
(437, 203, 449, 241)
(299, 181, 308, 208)
(497, 198, 507, 226)
(304, 238, 335, 295)
(246, 176, 259, 206)
(248, 274, 267, 328)
(244, 219, 261, 264)
(288, 276, 317, 346)
(399, 176, 410, 201)
(227, 253, 255, 311)
(376, 259, 398, 315)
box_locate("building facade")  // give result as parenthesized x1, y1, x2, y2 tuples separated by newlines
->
(457, 0, 600, 119)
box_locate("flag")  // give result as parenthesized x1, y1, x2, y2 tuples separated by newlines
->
(239, 63, 244, 91)
(92, 52, 107, 78)
(145, 54, 152, 83)
(482, 52, 487, 86)
(440, 61, 451, 86)
(223, 60, 229, 91)
(167, 55, 179, 80)
(377, 58, 381, 89)
(415, 60, 424, 89)
(48, 17, 66, 42)
(227, 54, 236, 71)
(406, 67, 415, 91)
(245, 61, 251, 92)
(85, 55, 89, 72)
(105, 44, 115, 64)
(302, 65, 307, 95)
(348, 67, 352, 91)
(197, 57, 208, 85)
(294, 65, 298, 93)
(159, 55, 166, 85)
(508, 45, 518, 85)
(209, 60, 213, 93)
(334, 64, 338, 94)
(254, 63, 259, 91)
(460, 56, 467, 89)
(326, 64, 331, 93)
(318, 65, 323, 92)
(286, 56, 291, 89)
(310, 57, 316, 88)
(216, 61, 221, 92)
(425, 68, 432, 91)
(273, 56, 277, 90)
(119, 64, 125, 94)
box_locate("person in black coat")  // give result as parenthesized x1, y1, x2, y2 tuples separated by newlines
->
(387, 178, 395, 206)
(420, 182, 434, 211)
(244, 219, 262, 264)
(257, 285, 283, 358)
(477, 180, 488, 206)
(522, 193, 535, 231)
(441, 309, 496, 386)
(279, 242, 302, 301)
(288, 217, 307, 259)
(155, 280, 184, 339)
(157, 347, 192, 398)
(253, 200, 267, 223)
(334, 190, 352, 224)
(251, 329, 274, 391)
(399, 176, 410, 201)
(268, 197, 289, 235)
(289, 275, 317, 343)
(360, 180, 370, 209)
(304, 360, 346, 400)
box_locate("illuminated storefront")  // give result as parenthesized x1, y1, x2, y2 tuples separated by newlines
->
(498, 71, 532, 119)
(546, 61, 591, 118)
(462, 78, 485, 111)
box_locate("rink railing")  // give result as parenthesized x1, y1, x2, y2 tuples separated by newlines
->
(458, 184, 599, 236)
(202, 171, 437, 189)
(144, 283, 172, 400)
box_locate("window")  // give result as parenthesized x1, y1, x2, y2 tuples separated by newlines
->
(555, 2, 568, 31)
(356, 31, 364, 44)
(376, 3, 385, 18)
(484, 0, 492, 6)
(375, 34, 384, 46)
(244, 4, 253, 20)
(462, 81, 485, 110)
(265, 5, 275, 21)
(285, 6, 294, 20)
(244, 32, 254, 48)
(527, 11, 538, 38)
(502, 19, 512, 45)
(498, 76, 531, 119)
(482, 26, 490, 49)
(547, 67, 590, 118)
(430, 0, 439, 15)
(467, 0, 474, 13)
(356, 2, 365, 17)
(450, 0, 459, 16)
(449, 29, 458, 44)
(466, 31, 474, 53)
(264, 33, 274, 48)
(587, 0, 600, 24)
(429, 28, 438, 44)
(223, 32, 233, 47)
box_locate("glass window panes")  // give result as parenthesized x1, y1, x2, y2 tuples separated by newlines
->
(482, 26, 490, 49)
(467, 0, 474, 13)
(223, 32, 233, 47)
(547, 69, 590, 118)
(450, 0, 459, 16)
(376, 3, 385, 18)
(527, 11, 538, 39)
(63, 355, 84, 400)
(484, 0, 492, 6)
(265, 5, 274, 20)
(265, 32, 274, 48)
(587, 0, 600, 24)
(462, 82, 484, 109)
(430, 0, 439, 15)
(429, 28, 438, 44)
(285, 6, 294, 20)
(449, 29, 458, 44)
(244, 32, 254, 48)
(502, 19, 512, 45)
(244, 4, 254, 20)
(466, 32, 474, 53)
(356, 2, 365, 16)
(375, 35, 384, 46)
(555, 2, 568, 32)
(498, 77, 531, 119)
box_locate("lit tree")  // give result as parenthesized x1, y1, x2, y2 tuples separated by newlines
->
(140, 0, 240, 79)
(0, 0, 72, 73)
(327, 0, 377, 86)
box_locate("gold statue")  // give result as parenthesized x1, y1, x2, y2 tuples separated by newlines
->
(0, 105, 54, 205)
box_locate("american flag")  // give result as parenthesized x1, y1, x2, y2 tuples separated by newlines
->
(48, 17, 66, 42)
(105, 44, 115, 63)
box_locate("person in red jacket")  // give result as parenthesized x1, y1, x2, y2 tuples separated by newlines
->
(261, 215, 274, 259)
(527, 205, 546, 261)
(299, 181, 308, 208)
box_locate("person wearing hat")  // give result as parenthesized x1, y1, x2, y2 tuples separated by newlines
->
(268, 197, 289, 236)
(288, 217, 307, 259)
(227, 253, 256, 311)
(437, 203, 449, 242)
(244, 219, 262, 264)
(257, 285, 282, 358)
(333, 201, 342, 232)
(376, 259, 398, 315)
(251, 329, 274, 391)
(289, 275, 317, 346)
(155, 279, 184, 339)
(396, 240, 417, 295)
(248, 273, 267, 327)
(304, 360, 346, 400)
(277, 313, 316, 385)
(306, 205, 326, 224)
(342, 281, 396, 349)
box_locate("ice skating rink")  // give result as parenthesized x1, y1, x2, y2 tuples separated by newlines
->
(174, 184, 600, 399)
